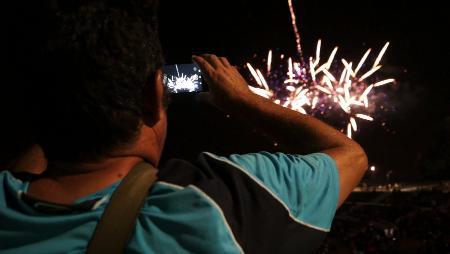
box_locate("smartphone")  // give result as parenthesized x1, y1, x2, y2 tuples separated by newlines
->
(162, 63, 205, 93)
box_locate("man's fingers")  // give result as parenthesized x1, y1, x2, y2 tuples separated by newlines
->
(195, 54, 232, 70)
(220, 57, 232, 68)
(192, 55, 214, 77)
(201, 54, 223, 69)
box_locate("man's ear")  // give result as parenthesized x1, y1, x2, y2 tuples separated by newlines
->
(143, 69, 164, 126)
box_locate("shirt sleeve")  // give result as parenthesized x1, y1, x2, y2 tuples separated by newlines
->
(226, 152, 339, 231)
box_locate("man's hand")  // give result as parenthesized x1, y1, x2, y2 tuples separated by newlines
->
(192, 54, 255, 112)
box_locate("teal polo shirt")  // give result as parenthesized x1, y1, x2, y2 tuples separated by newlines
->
(0, 152, 339, 253)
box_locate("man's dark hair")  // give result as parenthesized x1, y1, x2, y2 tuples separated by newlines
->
(22, 0, 164, 163)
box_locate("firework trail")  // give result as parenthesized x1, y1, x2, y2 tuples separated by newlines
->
(288, 0, 303, 59)
(246, 1, 395, 139)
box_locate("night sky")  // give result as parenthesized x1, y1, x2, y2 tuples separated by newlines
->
(159, 0, 450, 184)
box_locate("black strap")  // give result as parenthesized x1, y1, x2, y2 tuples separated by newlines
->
(86, 161, 158, 254)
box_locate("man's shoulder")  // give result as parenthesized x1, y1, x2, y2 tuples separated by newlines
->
(158, 152, 239, 181)
(146, 151, 336, 253)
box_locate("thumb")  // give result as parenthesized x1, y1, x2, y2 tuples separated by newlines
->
(196, 92, 213, 105)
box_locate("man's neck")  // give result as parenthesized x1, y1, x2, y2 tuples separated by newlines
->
(26, 121, 166, 205)
(27, 156, 144, 205)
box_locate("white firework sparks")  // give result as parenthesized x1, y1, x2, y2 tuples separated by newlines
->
(246, 1, 396, 139)
(164, 64, 201, 93)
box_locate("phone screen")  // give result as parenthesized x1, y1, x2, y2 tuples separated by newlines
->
(163, 63, 203, 93)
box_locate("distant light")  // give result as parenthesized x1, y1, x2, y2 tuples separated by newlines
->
(370, 166, 376, 171)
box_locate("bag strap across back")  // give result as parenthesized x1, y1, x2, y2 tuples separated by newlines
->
(86, 161, 158, 254)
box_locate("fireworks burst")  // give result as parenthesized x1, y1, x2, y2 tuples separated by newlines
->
(164, 64, 202, 93)
(246, 1, 395, 138)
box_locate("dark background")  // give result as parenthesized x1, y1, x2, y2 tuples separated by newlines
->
(159, 0, 449, 185)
